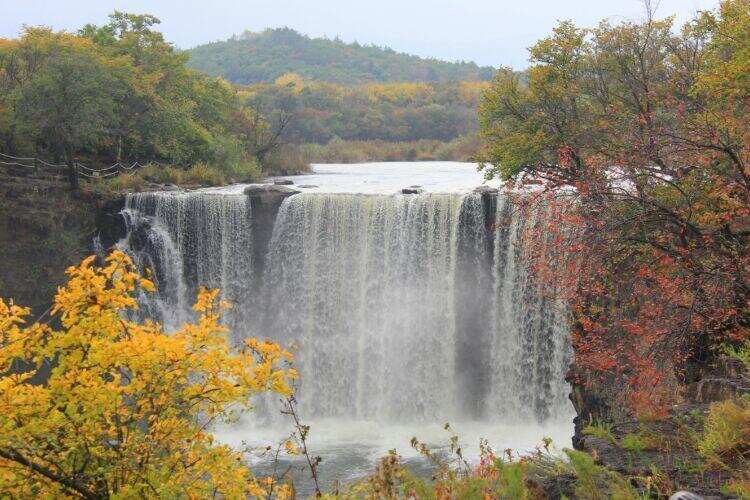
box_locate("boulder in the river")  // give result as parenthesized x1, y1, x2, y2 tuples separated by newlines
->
(244, 184, 300, 197)
(401, 187, 423, 194)
(244, 185, 266, 195)
(298, 184, 319, 189)
(474, 185, 498, 195)
(273, 179, 295, 185)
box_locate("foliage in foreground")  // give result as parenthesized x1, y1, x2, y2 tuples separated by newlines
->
(699, 395, 750, 468)
(330, 430, 646, 500)
(330, 403, 749, 499)
(0, 251, 297, 498)
(0, 254, 746, 498)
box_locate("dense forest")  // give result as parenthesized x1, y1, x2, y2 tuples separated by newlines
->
(0, 17, 487, 180)
(243, 75, 486, 164)
(0, 13, 268, 183)
(187, 28, 495, 85)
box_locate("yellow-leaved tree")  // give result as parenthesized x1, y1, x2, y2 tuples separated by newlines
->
(0, 251, 297, 498)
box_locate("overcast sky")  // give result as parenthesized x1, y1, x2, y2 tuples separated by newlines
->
(1, 0, 720, 68)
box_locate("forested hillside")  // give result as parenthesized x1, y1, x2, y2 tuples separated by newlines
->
(238, 75, 487, 165)
(187, 28, 495, 85)
(246, 76, 487, 143)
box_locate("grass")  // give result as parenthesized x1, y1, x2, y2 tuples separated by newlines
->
(583, 420, 616, 444)
(183, 163, 226, 186)
(620, 433, 649, 454)
(85, 158, 265, 196)
(698, 396, 750, 465)
(620, 430, 660, 454)
(725, 338, 750, 372)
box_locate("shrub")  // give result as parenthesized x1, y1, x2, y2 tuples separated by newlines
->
(261, 144, 311, 176)
(90, 171, 145, 194)
(138, 163, 184, 185)
(698, 397, 750, 465)
(184, 162, 227, 186)
(564, 449, 639, 500)
(296, 135, 480, 165)
(225, 158, 262, 182)
(722, 478, 750, 499)
(725, 338, 750, 372)
(620, 434, 649, 454)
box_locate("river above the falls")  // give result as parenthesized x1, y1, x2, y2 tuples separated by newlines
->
(207, 161, 502, 195)
(119, 161, 573, 495)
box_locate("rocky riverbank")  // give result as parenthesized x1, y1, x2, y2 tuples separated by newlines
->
(569, 356, 749, 498)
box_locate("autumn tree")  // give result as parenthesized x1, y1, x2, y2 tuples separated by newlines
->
(0, 14, 253, 174)
(79, 12, 240, 166)
(1, 29, 129, 166)
(479, 0, 749, 415)
(0, 251, 297, 497)
(234, 75, 302, 166)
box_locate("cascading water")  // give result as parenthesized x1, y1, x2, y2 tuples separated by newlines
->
(119, 191, 255, 342)
(117, 168, 573, 489)
(264, 194, 466, 421)
(259, 193, 571, 424)
(487, 197, 572, 423)
(119, 188, 571, 423)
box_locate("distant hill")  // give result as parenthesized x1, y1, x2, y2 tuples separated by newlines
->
(187, 28, 495, 85)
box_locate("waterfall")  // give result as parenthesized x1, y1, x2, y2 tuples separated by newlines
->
(119, 189, 573, 425)
(118, 191, 255, 342)
(487, 197, 572, 422)
(264, 194, 465, 421)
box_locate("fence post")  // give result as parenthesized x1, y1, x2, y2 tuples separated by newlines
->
(67, 163, 79, 190)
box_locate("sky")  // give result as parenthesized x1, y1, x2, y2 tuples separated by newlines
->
(1, 0, 720, 69)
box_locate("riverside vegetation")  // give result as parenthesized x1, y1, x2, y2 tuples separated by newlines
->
(476, 0, 750, 495)
(1, 1, 750, 499)
(0, 15, 489, 187)
(478, 0, 750, 416)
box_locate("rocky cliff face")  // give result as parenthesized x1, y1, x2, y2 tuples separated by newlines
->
(0, 179, 100, 315)
(95, 196, 127, 251)
(243, 184, 301, 279)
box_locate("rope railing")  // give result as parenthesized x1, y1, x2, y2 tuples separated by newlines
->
(0, 151, 144, 185)
(75, 161, 143, 179)
(0, 152, 36, 162)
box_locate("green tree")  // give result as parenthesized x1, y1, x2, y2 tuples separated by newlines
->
(5, 29, 131, 167)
